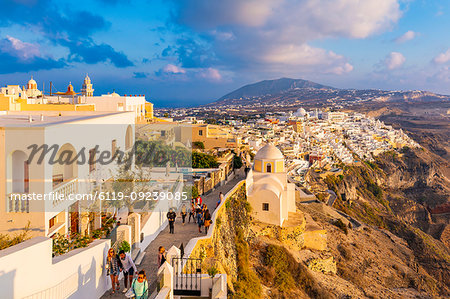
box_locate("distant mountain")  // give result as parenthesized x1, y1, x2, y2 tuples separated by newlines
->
(208, 78, 449, 107)
(217, 78, 335, 101)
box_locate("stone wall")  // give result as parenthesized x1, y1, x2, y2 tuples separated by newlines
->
(186, 182, 250, 287)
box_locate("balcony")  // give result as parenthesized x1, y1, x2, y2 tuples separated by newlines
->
(52, 178, 78, 207)
(7, 193, 29, 213)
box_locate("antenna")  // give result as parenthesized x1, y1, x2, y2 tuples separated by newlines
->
(50, 81, 53, 96)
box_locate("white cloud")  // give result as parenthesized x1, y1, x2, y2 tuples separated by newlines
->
(163, 64, 186, 74)
(197, 68, 222, 81)
(261, 43, 353, 75)
(173, 0, 402, 75)
(395, 30, 417, 43)
(385, 52, 405, 70)
(1, 35, 40, 59)
(433, 49, 450, 64)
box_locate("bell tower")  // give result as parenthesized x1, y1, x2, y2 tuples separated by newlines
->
(81, 74, 94, 97)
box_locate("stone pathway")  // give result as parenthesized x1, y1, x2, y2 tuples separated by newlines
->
(101, 169, 244, 298)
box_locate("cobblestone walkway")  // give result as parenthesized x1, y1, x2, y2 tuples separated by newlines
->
(102, 169, 244, 298)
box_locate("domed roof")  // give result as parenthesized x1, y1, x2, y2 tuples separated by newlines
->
(111, 91, 120, 97)
(28, 76, 37, 86)
(254, 143, 284, 160)
(84, 74, 91, 84)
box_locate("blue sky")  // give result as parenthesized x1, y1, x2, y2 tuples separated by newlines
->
(0, 0, 449, 107)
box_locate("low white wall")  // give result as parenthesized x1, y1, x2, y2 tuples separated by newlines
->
(0, 236, 110, 299)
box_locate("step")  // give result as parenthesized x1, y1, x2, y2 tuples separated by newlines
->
(135, 251, 146, 265)
(131, 248, 140, 261)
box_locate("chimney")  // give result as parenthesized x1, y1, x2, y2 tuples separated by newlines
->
(28, 115, 33, 123)
(40, 114, 44, 121)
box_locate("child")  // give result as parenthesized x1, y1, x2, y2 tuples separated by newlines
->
(131, 270, 148, 299)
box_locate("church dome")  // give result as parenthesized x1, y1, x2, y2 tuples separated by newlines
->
(27, 76, 37, 89)
(255, 143, 284, 160)
(28, 78, 37, 86)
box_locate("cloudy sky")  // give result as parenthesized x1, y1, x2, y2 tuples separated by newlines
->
(0, 0, 449, 107)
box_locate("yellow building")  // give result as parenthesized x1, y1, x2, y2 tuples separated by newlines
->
(192, 124, 240, 151)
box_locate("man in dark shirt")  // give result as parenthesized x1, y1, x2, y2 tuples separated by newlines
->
(167, 208, 177, 234)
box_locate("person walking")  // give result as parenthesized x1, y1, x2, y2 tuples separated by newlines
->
(158, 246, 167, 268)
(196, 209, 203, 233)
(196, 195, 202, 207)
(180, 204, 187, 225)
(189, 203, 196, 223)
(216, 192, 224, 208)
(119, 250, 138, 294)
(130, 270, 149, 299)
(204, 209, 212, 234)
(167, 208, 176, 234)
(106, 248, 120, 294)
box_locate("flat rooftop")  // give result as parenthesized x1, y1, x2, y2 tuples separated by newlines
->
(0, 111, 130, 127)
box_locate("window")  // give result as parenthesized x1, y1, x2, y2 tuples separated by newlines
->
(199, 129, 203, 136)
(262, 203, 269, 211)
(49, 215, 56, 228)
(266, 164, 272, 173)
(89, 148, 96, 173)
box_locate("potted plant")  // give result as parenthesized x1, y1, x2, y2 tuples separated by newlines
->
(207, 265, 219, 298)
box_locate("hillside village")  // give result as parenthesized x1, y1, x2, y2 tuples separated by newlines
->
(0, 76, 448, 298)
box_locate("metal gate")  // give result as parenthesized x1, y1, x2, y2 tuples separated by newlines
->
(172, 257, 202, 296)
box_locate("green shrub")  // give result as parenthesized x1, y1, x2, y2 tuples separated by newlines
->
(332, 219, 348, 235)
(233, 229, 262, 298)
(263, 244, 330, 298)
(193, 141, 205, 149)
(119, 240, 131, 252)
(0, 222, 31, 250)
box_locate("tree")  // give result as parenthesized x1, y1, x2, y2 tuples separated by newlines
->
(233, 154, 243, 169)
(193, 141, 205, 149)
(192, 152, 219, 168)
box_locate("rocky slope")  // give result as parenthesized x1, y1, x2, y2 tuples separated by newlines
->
(307, 148, 450, 296)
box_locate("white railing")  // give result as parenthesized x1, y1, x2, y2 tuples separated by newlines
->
(52, 178, 78, 207)
(8, 193, 29, 213)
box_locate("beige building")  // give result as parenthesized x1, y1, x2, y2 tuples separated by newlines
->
(247, 144, 296, 226)
(192, 124, 240, 150)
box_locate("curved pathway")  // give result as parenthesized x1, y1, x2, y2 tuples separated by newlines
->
(102, 169, 244, 298)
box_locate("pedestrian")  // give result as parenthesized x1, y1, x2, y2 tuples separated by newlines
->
(129, 270, 149, 299)
(196, 209, 203, 233)
(196, 195, 202, 206)
(216, 192, 224, 208)
(204, 209, 212, 234)
(189, 203, 196, 223)
(119, 250, 138, 294)
(180, 204, 187, 225)
(106, 248, 120, 294)
(167, 208, 176, 234)
(158, 246, 167, 267)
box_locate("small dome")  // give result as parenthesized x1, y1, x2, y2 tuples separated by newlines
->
(28, 76, 37, 88)
(84, 74, 91, 84)
(255, 143, 284, 160)
(111, 92, 120, 97)
(294, 107, 307, 117)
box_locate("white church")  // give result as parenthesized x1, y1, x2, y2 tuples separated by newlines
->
(247, 143, 296, 227)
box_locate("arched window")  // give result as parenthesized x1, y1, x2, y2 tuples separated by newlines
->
(266, 163, 272, 173)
